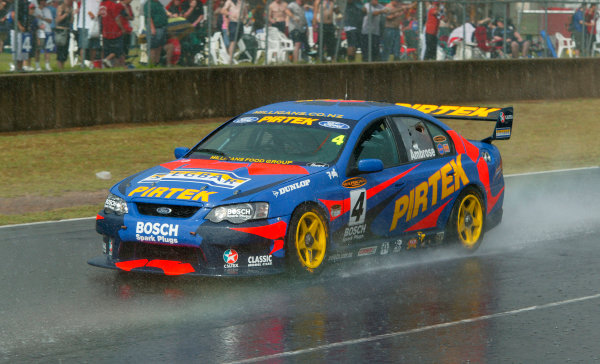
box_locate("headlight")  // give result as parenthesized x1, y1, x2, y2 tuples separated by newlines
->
(104, 193, 129, 215)
(206, 202, 269, 224)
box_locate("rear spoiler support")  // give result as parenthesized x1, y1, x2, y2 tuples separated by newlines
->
(396, 104, 513, 143)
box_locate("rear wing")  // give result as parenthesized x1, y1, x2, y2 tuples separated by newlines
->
(396, 103, 513, 143)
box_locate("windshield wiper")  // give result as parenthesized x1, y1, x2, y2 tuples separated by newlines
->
(194, 148, 230, 161)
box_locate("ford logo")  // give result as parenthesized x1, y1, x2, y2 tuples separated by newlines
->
(156, 207, 172, 215)
(318, 121, 350, 130)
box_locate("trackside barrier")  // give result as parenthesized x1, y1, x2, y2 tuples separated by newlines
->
(0, 58, 599, 132)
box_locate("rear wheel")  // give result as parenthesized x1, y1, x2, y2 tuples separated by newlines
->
(287, 205, 328, 274)
(447, 187, 485, 251)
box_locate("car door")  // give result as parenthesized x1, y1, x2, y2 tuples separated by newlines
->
(334, 117, 410, 248)
(385, 115, 460, 246)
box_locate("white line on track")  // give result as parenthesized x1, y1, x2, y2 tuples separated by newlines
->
(0, 216, 95, 229)
(505, 165, 598, 178)
(1, 166, 597, 230)
(225, 292, 600, 364)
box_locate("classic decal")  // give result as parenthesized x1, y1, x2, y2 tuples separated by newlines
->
(390, 155, 469, 231)
(128, 186, 216, 201)
(248, 255, 273, 267)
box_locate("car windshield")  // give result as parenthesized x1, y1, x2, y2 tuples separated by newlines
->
(189, 114, 356, 164)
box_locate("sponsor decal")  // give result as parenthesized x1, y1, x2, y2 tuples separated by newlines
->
(248, 255, 273, 267)
(406, 238, 418, 250)
(437, 143, 445, 155)
(139, 169, 249, 189)
(330, 204, 342, 218)
(307, 162, 329, 168)
(256, 116, 319, 126)
(326, 168, 339, 180)
(253, 110, 345, 118)
(433, 135, 447, 143)
(500, 112, 506, 123)
(443, 144, 450, 153)
(225, 207, 253, 219)
(495, 127, 511, 138)
(390, 155, 470, 231)
(342, 177, 367, 189)
(273, 179, 310, 198)
(358, 246, 377, 256)
(135, 222, 179, 244)
(128, 186, 216, 202)
(417, 231, 426, 247)
(234, 116, 259, 123)
(318, 121, 350, 130)
(343, 223, 367, 242)
(380, 242, 389, 255)
(208, 156, 294, 164)
(396, 104, 501, 118)
(328, 252, 353, 262)
(393, 239, 403, 253)
(410, 148, 436, 160)
(223, 249, 239, 268)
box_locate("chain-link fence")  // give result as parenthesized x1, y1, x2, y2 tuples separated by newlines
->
(0, 0, 597, 71)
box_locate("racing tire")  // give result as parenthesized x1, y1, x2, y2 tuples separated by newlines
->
(446, 187, 486, 252)
(286, 205, 329, 275)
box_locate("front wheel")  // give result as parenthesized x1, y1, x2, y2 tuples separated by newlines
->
(447, 187, 485, 252)
(286, 205, 329, 274)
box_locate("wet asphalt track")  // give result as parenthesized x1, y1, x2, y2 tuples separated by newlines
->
(1, 167, 599, 363)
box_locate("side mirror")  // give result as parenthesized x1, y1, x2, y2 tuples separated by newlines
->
(357, 159, 384, 173)
(174, 147, 190, 159)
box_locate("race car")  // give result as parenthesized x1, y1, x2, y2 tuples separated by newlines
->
(89, 100, 513, 276)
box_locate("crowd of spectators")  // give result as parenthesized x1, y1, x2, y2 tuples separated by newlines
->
(0, 0, 598, 71)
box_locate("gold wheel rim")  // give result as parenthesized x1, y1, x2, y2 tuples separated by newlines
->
(295, 211, 327, 269)
(457, 194, 483, 248)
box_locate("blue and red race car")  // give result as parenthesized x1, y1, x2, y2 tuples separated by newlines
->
(90, 100, 513, 276)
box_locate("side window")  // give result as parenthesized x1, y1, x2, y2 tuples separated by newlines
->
(391, 117, 437, 162)
(425, 121, 454, 157)
(350, 119, 399, 170)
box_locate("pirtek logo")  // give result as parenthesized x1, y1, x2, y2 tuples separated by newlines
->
(390, 155, 470, 231)
(396, 104, 500, 118)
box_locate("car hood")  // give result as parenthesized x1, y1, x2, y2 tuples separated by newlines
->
(116, 158, 329, 206)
